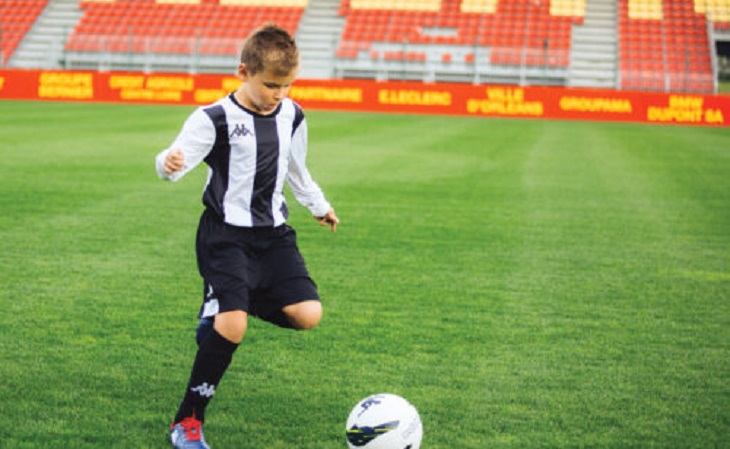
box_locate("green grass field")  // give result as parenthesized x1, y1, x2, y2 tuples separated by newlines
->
(1, 100, 728, 448)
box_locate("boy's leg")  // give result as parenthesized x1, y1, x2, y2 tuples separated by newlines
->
(174, 311, 246, 425)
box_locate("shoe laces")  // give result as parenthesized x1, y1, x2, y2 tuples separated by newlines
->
(178, 415, 204, 442)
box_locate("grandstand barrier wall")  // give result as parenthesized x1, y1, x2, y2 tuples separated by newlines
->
(0, 68, 728, 126)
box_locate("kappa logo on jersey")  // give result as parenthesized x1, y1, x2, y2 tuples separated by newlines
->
(190, 382, 216, 398)
(229, 123, 254, 138)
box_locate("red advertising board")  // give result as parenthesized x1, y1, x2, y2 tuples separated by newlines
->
(0, 69, 728, 126)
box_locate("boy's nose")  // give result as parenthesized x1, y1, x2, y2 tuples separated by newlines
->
(274, 87, 287, 100)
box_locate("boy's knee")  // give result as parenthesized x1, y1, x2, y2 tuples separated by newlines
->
(284, 300, 322, 330)
(213, 310, 248, 343)
(293, 314, 321, 330)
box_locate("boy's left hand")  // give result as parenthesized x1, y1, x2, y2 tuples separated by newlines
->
(315, 209, 339, 233)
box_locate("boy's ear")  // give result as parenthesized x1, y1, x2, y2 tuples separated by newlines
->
(238, 63, 250, 81)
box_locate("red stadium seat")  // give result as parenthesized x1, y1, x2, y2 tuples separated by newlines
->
(335, 0, 579, 68)
(0, 0, 48, 65)
(693, 0, 730, 31)
(618, 0, 713, 93)
(66, 0, 305, 56)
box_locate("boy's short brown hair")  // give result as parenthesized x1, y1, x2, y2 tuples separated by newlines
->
(240, 24, 300, 76)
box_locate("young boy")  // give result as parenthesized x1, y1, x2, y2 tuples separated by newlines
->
(155, 25, 339, 449)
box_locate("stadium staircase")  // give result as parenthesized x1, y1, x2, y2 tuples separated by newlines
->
(1, 0, 48, 66)
(568, 0, 618, 88)
(8, 0, 83, 69)
(297, 0, 345, 79)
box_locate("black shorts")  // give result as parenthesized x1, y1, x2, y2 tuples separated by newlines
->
(195, 209, 319, 323)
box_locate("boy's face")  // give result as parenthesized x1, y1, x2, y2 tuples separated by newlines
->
(236, 63, 297, 115)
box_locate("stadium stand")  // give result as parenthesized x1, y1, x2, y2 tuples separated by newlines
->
(695, 0, 730, 31)
(0, 0, 48, 66)
(619, 0, 715, 92)
(334, 0, 584, 83)
(2, 0, 728, 93)
(66, 0, 306, 56)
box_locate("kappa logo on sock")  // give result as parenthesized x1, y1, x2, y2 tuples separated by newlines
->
(191, 383, 216, 398)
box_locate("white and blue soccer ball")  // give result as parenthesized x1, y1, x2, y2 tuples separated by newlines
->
(345, 393, 423, 449)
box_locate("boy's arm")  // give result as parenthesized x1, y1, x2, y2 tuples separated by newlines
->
(156, 108, 215, 181)
(287, 118, 339, 232)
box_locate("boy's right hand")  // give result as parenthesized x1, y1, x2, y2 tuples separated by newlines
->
(163, 149, 185, 174)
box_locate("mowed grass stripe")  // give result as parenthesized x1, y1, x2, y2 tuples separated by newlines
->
(495, 120, 729, 446)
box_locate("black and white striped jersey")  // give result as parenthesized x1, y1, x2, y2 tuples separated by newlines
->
(156, 94, 331, 227)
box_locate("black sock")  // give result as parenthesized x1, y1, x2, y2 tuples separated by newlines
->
(174, 329, 239, 424)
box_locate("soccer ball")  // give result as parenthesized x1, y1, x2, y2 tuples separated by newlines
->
(345, 393, 423, 449)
